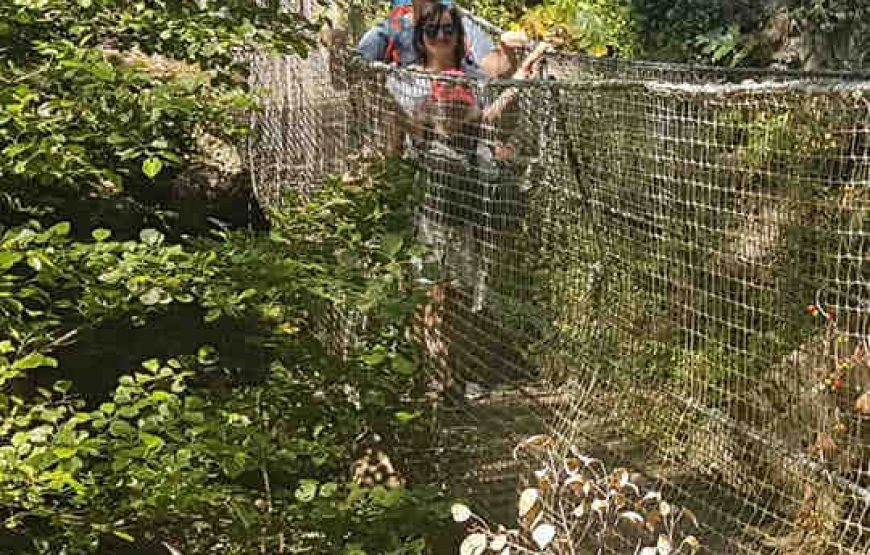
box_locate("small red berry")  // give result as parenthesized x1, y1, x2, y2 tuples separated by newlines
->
(806, 305, 818, 315)
(833, 378, 844, 391)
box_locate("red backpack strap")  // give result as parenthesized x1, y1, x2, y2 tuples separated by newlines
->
(384, 5, 413, 64)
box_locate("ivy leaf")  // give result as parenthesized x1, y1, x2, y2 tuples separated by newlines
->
(197, 345, 219, 365)
(141, 359, 160, 372)
(26, 255, 42, 272)
(140, 432, 165, 452)
(142, 157, 163, 179)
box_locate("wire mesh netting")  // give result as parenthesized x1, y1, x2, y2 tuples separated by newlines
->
(246, 39, 870, 554)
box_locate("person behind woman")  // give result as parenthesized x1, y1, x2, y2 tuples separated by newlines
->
(357, 0, 518, 78)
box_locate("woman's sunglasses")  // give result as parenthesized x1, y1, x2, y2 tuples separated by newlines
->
(423, 23, 456, 39)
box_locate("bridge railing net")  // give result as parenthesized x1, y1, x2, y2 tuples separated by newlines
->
(247, 47, 870, 554)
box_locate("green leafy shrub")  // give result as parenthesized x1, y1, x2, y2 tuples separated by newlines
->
(1, 153, 447, 553)
(0, 0, 312, 234)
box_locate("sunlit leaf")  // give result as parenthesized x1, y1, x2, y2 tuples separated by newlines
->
(113, 530, 135, 542)
(295, 479, 318, 503)
(52, 447, 77, 459)
(13, 352, 58, 371)
(139, 287, 163, 306)
(142, 157, 163, 178)
(52, 380, 72, 394)
(139, 228, 164, 246)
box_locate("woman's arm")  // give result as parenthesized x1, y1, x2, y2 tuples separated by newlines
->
(481, 42, 552, 123)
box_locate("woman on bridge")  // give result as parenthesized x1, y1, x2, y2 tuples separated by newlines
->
(397, 1, 546, 401)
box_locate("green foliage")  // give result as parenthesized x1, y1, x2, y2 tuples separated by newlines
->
(0, 1, 445, 549)
(0, 155, 446, 553)
(631, 0, 731, 62)
(1, 357, 444, 553)
(693, 23, 756, 67)
(790, 0, 870, 32)
(517, 0, 639, 56)
(0, 0, 312, 229)
(462, 0, 541, 33)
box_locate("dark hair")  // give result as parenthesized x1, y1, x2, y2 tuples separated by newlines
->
(413, 2, 466, 69)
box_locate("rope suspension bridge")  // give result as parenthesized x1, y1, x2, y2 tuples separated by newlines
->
(246, 7, 869, 553)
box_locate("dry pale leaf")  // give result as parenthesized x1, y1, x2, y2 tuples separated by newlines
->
(657, 534, 673, 555)
(460, 533, 488, 555)
(659, 501, 672, 517)
(489, 534, 507, 551)
(643, 491, 662, 503)
(451, 503, 472, 523)
(680, 536, 701, 551)
(619, 511, 645, 525)
(518, 488, 541, 518)
(532, 523, 557, 550)
(591, 499, 609, 514)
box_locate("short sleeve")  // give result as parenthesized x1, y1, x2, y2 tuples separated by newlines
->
(461, 15, 496, 65)
(357, 21, 389, 62)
